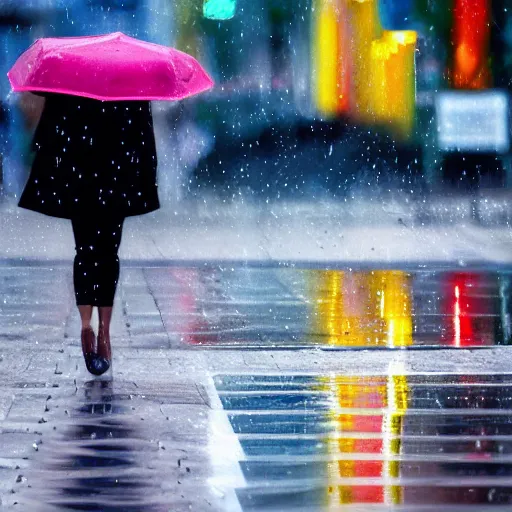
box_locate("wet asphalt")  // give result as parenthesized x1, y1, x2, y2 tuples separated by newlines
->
(1, 264, 512, 511)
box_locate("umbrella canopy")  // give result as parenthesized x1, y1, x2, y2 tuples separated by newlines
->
(7, 32, 214, 101)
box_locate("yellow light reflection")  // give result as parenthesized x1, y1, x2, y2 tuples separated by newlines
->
(367, 271, 413, 348)
(311, 0, 418, 138)
(310, 270, 346, 345)
(370, 31, 417, 139)
(312, 0, 350, 116)
(310, 270, 413, 347)
(320, 365, 408, 507)
(370, 39, 390, 123)
(383, 362, 408, 504)
(347, 0, 382, 122)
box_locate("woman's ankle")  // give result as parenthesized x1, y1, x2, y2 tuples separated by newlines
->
(81, 325, 96, 355)
(97, 326, 111, 359)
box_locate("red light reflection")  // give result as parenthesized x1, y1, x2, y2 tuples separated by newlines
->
(443, 272, 496, 346)
(451, 0, 491, 89)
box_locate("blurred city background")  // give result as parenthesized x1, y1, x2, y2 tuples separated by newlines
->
(1, 4, 512, 510)
(0, 0, 511, 205)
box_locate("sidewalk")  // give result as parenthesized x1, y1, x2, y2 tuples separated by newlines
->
(0, 192, 511, 264)
(1, 264, 512, 510)
(0, 192, 512, 510)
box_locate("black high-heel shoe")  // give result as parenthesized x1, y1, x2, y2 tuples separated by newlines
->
(82, 327, 110, 376)
(84, 353, 110, 376)
(95, 327, 112, 377)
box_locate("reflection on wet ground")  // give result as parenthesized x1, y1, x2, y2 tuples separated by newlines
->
(215, 372, 512, 511)
(1, 266, 510, 349)
(21, 381, 166, 512)
(144, 267, 512, 348)
(2, 265, 512, 511)
(13, 371, 512, 511)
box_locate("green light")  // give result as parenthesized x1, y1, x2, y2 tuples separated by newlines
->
(203, 0, 236, 20)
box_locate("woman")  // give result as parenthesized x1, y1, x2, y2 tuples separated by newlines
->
(18, 93, 159, 375)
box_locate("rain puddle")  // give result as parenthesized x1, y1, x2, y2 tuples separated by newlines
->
(143, 267, 512, 349)
(213, 372, 512, 511)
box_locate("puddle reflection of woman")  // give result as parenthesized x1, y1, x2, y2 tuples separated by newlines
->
(17, 92, 159, 375)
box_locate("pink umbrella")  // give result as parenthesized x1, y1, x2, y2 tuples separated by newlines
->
(7, 31, 214, 101)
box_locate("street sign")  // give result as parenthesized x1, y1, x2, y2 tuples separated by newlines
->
(435, 90, 510, 154)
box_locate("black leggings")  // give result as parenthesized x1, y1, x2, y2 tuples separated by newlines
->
(71, 216, 125, 307)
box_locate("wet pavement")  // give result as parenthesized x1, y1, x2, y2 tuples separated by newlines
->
(145, 267, 512, 348)
(6, 265, 510, 351)
(214, 372, 512, 511)
(24, 381, 163, 512)
(1, 264, 512, 510)
(16, 378, 228, 512)
(2, 196, 512, 263)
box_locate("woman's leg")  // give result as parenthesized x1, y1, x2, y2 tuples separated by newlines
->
(97, 307, 113, 360)
(72, 215, 125, 373)
(72, 217, 97, 365)
(95, 217, 124, 363)
(78, 305, 95, 358)
(78, 306, 93, 329)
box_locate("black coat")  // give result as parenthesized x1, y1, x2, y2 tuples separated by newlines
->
(18, 93, 160, 219)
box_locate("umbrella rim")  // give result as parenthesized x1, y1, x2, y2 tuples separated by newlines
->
(6, 84, 213, 102)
